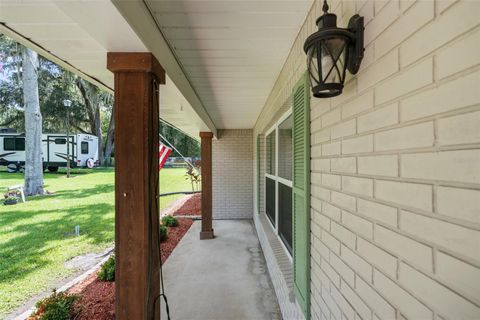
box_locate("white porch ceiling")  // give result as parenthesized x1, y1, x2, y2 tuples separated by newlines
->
(145, 0, 313, 129)
(0, 0, 313, 135)
(0, 0, 212, 139)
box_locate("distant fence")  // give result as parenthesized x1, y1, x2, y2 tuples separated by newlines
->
(163, 163, 189, 169)
(163, 157, 200, 169)
(159, 191, 201, 197)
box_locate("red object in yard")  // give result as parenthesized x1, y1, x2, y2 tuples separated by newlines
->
(159, 143, 172, 170)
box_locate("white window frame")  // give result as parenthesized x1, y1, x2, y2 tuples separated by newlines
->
(264, 109, 293, 260)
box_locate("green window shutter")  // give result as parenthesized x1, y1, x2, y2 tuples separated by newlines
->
(257, 134, 261, 214)
(292, 72, 311, 319)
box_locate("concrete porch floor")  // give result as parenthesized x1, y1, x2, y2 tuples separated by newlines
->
(160, 220, 282, 320)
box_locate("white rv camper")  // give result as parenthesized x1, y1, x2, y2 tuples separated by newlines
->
(0, 133, 99, 172)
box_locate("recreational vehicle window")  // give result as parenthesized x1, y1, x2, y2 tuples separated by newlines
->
(54, 138, 66, 144)
(4, 137, 25, 151)
(81, 142, 89, 154)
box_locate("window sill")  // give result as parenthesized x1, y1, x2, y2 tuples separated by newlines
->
(254, 213, 305, 320)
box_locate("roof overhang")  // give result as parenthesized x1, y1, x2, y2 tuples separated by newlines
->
(115, 0, 313, 129)
(1, 0, 314, 135)
(0, 0, 215, 139)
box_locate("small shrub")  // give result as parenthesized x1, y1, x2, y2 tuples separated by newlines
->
(161, 215, 178, 227)
(98, 255, 115, 282)
(32, 289, 79, 320)
(160, 225, 168, 242)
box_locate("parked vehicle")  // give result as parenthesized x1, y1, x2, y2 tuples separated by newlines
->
(0, 133, 99, 172)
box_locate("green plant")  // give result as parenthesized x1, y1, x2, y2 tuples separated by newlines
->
(161, 215, 178, 227)
(97, 255, 115, 282)
(32, 289, 79, 320)
(160, 225, 168, 242)
(184, 164, 201, 191)
(0, 168, 190, 316)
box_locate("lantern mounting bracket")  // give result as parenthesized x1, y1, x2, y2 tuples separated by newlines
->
(346, 14, 364, 75)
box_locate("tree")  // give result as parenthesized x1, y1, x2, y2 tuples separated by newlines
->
(0, 35, 87, 133)
(160, 121, 200, 158)
(22, 47, 44, 196)
(103, 104, 115, 167)
(1, 35, 116, 167)
(76, 78, 113, 165)
(0, 35, 24, 130)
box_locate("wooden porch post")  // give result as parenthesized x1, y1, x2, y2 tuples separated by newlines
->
(107, 53, 165, 320)
(199, 132, 214, 240)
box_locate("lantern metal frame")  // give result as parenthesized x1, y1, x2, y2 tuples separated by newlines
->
(304, 0, 364, 98)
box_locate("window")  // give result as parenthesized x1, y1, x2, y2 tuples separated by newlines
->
(278, 115, 293, 180)
(266, 177, 276, 226)
(4, 137, 25, 151)
(266, 131, 275, 175)
(278, 183, 292, 253)
(16, 138, 25, 151)
(54, 138, 66, 145)
(264, 111, 293, 254)
(4, 138, 15, 151)
(81, 142, 89, 154)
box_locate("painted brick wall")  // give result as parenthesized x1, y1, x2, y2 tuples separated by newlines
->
(213, 129, 253, 219)
(253, 0, 480, 319)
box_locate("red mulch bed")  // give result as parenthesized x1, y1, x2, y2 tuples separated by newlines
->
(30, 218, 194, 320)
(70, 274, 115, 320)
(172, 193, 201, 216)
(161, 218, 193, 262)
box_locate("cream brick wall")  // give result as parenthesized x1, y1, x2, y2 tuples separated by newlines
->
(212, 129, 253, 219)
(253, 0, 480, 319)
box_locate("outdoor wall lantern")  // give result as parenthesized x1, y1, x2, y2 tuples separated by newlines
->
(304, 0, 364, 98)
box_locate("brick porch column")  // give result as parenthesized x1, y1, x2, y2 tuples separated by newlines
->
(107, 52, 165, 320)
(200, 132, 214, 239)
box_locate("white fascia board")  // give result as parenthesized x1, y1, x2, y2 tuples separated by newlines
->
(111, 0, 217, 138)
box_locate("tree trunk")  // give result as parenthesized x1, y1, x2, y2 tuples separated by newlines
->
(94, 106, 103, 165)
(103, 105, 115, 167)
(76, 78, 103, 164)
(22, 48, 44, 196)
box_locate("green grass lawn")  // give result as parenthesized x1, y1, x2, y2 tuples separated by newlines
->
(0, 167, 192, 317)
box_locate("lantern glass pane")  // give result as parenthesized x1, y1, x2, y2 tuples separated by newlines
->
(307, 46, 319, 85)
(321, 38, 347, 83)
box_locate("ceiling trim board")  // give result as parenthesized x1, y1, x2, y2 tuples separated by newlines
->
(111, 0, 217, 137)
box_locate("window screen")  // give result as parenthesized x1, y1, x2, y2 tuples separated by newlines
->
(4, 137, 25, 151)
(266, 177, 276, 226)
(278, 183, 292, 253)
(15, 138, 25, 151)
(81, 141, 89, 154)
(278, 115, 293, 181)
(4, 138, 15, 151)
(266, 131, 276, 175)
